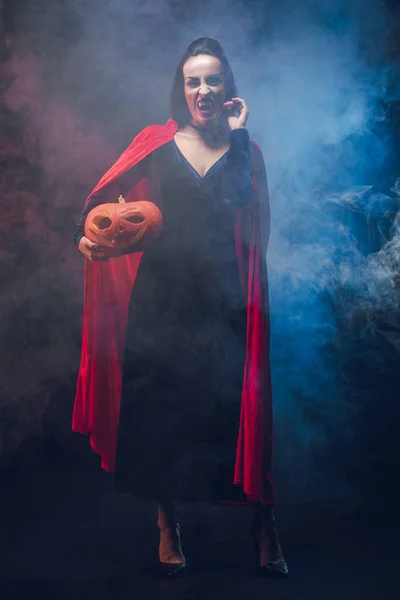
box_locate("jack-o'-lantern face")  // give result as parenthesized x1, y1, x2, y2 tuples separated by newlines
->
(84, 200, 163, 250)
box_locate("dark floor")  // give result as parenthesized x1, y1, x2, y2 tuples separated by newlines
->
(0, 436, 398, 600)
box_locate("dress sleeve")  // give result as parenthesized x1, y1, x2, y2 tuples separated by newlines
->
(73, 155, 151, 247)
(222, 128, 255, 208)
(250, 141, 271, 254)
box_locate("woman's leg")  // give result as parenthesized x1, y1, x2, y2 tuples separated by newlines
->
(251, 503, 282, 564)
(157, 498, 185, 565)
(250, 503, 289, 576)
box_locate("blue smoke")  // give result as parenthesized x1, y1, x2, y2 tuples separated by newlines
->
(249, 2, 398, 506)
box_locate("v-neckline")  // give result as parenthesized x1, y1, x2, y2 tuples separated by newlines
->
(172, 139, 229, 181)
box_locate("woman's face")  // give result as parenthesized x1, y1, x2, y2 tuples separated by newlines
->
(182, 55, 226, 127)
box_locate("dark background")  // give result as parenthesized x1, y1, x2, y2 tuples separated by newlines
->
(0, 0, 399, 598)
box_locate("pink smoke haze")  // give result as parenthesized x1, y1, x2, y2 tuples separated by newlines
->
(4, 54, 116, 191)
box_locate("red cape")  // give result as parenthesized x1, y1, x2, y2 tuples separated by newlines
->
(72, 118, 275, 505)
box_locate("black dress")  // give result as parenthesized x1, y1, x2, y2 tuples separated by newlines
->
(74, 129, 255, 503)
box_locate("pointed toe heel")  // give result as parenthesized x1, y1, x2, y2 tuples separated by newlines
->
(260, 557, 289, 578)
(159, 559, 187, 578)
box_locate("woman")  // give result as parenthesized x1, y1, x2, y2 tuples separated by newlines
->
(73, 37, 288, 579)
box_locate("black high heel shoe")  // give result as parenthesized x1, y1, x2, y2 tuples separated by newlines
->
(159, 523, 187, 579)
(250, 506, 289, 578)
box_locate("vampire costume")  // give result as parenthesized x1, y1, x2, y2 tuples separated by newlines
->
(72, 119, 274, 506)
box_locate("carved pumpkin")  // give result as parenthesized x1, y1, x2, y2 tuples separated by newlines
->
(84, 197, 163, 252)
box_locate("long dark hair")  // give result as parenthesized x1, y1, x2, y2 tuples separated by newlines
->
(170, 38, 237, 127)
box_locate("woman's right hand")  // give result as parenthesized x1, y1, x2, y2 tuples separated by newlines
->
(77, 236, 110, 261)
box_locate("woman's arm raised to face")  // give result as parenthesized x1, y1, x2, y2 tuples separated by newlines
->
(250, 142, 271, 252)
(222, 128, 255, 207)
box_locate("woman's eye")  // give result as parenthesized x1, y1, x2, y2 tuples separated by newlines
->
(207, 76, 222, 86)
(187, 80, 199, 87)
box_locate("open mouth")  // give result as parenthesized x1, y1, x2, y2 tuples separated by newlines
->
(197, 98, 214, 112)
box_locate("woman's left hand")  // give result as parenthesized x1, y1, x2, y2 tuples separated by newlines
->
(223, 97, 249, 130)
